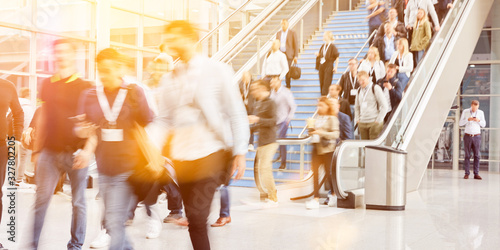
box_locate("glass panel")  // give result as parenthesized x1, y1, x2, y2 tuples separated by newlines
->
(144, 0, 172, 19)
(0, 0, 32, 27)
(0, 27, 30, 73)
(110, 0, 140, 13)
(458, 128, 499, 161)
(144, 17, 166, 49)
(36, 0, 92, 37)
(110, 8, 139, 46)
(470, 30, 500, 61)
(36, 34, 91, 79)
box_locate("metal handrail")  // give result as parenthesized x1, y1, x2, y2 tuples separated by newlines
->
(297, 29, 378, 138)
(227, 35, 258, 64)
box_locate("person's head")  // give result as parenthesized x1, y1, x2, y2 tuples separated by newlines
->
(19, 87, 30, 99)
(250, 80, 271, 101)
(281, 19, 289, 31)
(386, 64, 398, 79)
(317, 96, 336, 116)
(96, 48, 129, 90)
(358, 71, 370, 88)
(323, 31, 334, 43)
(384, 22, 394, 36)
(348, 58, 358, 73)
(417, 8, 427, 21)
(389, 8, 398, 21)
(272, 39, 281, 52)
(397, 38, 409, 54)
(270, 77, 281, 91)
(471, 100, 480, 112)
(242, 71, 252, 84)
(163, 20, 199, 61)
(53, 39, 78, 70)
(159, 43, 168, 53)
(329, 84, 342, 98)
(367, 46, 381, 61)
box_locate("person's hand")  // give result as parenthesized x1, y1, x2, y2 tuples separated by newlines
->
(248, 115, 259, 124)
(293, 57, 298, 64)
(73, 150, 91, 169)
(435, 26, 440, 32)
(231, 155, 246, 180)
(314, 52, 319, 57)
(406, 25, 412, 30)
(447, 3, 453, 9)
(383, 81, 392, 90)
(22, 127, 34, 146)
(75, 121, 99, 138)
(468, 117, 474, 121)
(333, 67, 338, 73)
(473, 118, 480, 122)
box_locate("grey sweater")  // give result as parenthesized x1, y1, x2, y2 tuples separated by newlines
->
(354, 83, 389, 124)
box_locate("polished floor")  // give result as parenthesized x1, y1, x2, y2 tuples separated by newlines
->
(1, 169, 499, 250)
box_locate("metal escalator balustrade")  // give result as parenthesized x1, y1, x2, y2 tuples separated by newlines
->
(331, 0, 495, 205)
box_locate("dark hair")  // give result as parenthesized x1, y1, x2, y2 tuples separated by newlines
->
(96, 48, 125, 64)
(53, 38, 78, 51)
(357, 71, 369, 79)
(318, 96, 335, 116)
(19, 87, 30, 99)
(471, 100, 479, 106)
(387, 64, 398, 70)
(330, 84, 342, 92)
(164, 20, 199, 41)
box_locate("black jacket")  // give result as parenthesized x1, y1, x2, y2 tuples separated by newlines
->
(339, 71, 360, 105)
(376, 76, 403, 111)
(315, 43, 340, 70)
(254, 97, 277, 146)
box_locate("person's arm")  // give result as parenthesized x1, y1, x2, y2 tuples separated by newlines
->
(389, 80, 403, 104)
(458, 109, 468, 126)
(399, 53, 414, 73)
(344, 115, 354, 139)
(374, 85, 389, 123)
(332, 45, 340, 72)
(377, 61, 386, 81)
(292, 30, 299, 62)
(256, 100, 277, 127)
(478, 110, 486, 128)
(73, 133, 97, 169)
(338, 74, 346, 98)
(366, 1, 379, 10)
(286, 90, 297, 123)
(355, 92, 360, 124)
(427, 1, 441, 30)
(404, 4, 411, 27)
(129, 85, 154, 127)
(318, 116, 340, 140)
(279, 53, 289, 80)
(9, 85, 24, 140)
(421, 21, 432, 48)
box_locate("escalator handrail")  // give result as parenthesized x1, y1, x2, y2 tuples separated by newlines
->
(297, 29, 378, 138)
(330, 0, 471, 200)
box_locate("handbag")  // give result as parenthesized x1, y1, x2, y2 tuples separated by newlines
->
(290, 63, 301, 79)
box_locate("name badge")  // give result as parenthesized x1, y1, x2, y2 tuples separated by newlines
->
(350, 89, 357, 96)
(361, 102, 368, 110)
(320, 58, 326, 64)
(101, 129, 124, 142)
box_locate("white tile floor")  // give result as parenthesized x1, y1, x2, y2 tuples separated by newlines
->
(1, 169, 499, 250)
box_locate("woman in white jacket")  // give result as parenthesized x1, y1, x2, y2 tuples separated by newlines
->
(359, 46, 385, 84)
(389, 38, 413, 91)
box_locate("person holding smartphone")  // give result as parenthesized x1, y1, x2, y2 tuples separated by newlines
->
(459, 100, 486, 180)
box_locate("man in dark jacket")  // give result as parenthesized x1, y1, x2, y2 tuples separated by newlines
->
(376, 64, 403, 122)
(276, 19, 299, 88)
(0, 78, 24, 250)
(338, 58, 360, 118)
(373, 23, 398, 62)
(248, 80, 279, 204)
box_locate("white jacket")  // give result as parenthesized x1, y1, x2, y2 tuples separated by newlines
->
(389, 52, 414, 77)
(359, 60, 386, 83)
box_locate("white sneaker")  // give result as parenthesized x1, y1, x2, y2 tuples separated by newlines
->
(327, 195, 337, 207)
(248, 144, 255, 151)
(90, 230, 110, 249)
(15, 180, 33, 189)
(305, 199, 320, 209)
(146, 219, 162, 239)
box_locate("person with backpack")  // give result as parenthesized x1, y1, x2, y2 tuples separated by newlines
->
(355, 71, 389, 140)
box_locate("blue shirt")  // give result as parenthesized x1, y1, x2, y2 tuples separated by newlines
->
(78, 84, 154, 176)
(338, 112, 354, 141)
(384, 35, 396, 61)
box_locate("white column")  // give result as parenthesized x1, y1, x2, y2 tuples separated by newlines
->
(489, 1, 500, 172)
(96, 0, 111, 51)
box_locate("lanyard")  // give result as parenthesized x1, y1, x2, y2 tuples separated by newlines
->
(398, 53, 403, 67)
(322, 43, 331, 57)
(470, 110, 477, 118)
(350, 72, 357, 89)
(96, 85, 128, 126)
(360, 84, 371, 104)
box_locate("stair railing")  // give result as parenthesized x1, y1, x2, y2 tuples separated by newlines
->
(297, 29, 378, 138)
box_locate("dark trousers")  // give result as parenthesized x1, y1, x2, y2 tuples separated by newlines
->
(0, 144, 7, 224)
(174, 150, 230, 250)
(285, 58, 293, 88)
(311, 146, 333, 199)
(463, 135, 481, 175)
(319, 63, 334, 96)
(165, 182, 183, 214)
(277, 121, 289, 166)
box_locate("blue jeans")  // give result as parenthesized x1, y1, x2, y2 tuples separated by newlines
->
(33, 149, 88, 250)
(277, 121, 289, 166)
(100, 172, 134, 250)
(464, 135, 481, 175)
(219, 185, 230, 218)
(397, 72, 410, 92)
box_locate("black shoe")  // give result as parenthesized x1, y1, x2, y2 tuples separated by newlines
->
(464, 174, 469, 179)
(474, 175, 482, 180)
(279, 163, 286, 170)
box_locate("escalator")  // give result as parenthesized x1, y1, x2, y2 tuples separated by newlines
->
(330, 0, 495, 208)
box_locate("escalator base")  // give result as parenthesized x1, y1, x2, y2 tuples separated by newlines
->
(366, 204, 405, 211)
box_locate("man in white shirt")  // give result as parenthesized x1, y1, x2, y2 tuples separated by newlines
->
(458, 100, 486, 180)
(149, 20, 249, 249)
(276, 19, 298, 88)
(262, 39, 289, 81)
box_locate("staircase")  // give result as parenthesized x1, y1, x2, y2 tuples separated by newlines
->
(230, 0, 306, 73)
(234, 2, 369, 188)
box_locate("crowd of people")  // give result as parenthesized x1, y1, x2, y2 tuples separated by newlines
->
(0, 2, 459, 249)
